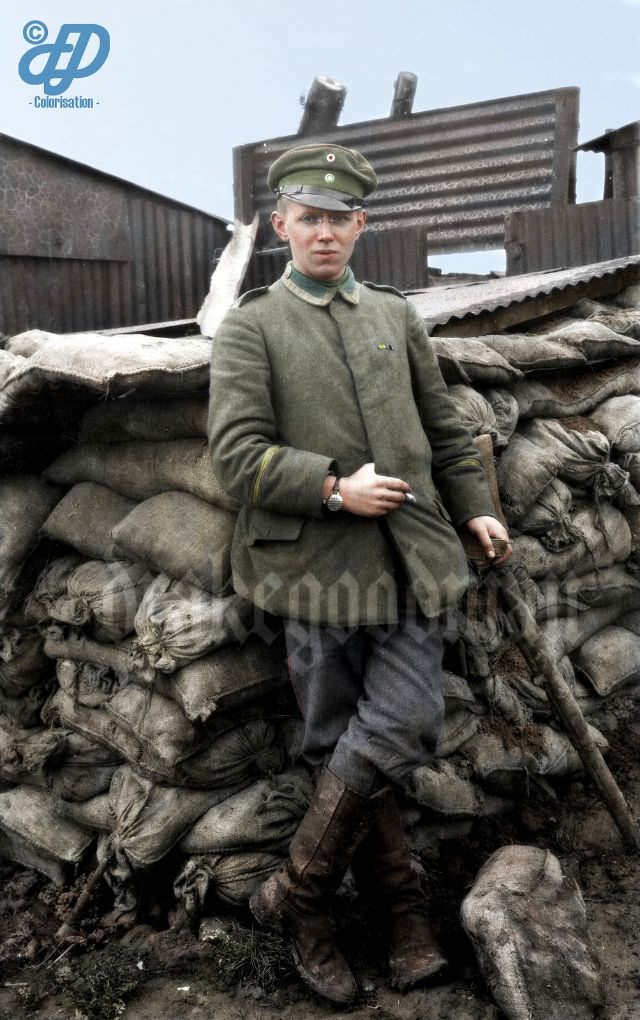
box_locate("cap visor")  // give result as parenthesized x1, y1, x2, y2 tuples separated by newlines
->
(280, 188, 363, 212)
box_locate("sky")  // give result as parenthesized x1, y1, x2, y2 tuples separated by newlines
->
(2, 0, 640, 272)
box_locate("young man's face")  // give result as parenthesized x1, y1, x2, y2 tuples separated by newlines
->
(271, 203, 367, 282)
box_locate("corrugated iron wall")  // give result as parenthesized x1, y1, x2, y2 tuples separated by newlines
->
(235, 87, 579, 257)
(244, 225, 430, 291)
(505, 199, 640, 275)
(0, 136, 229, 336)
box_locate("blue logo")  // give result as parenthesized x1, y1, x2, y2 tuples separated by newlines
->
(19, 21, 110, 96)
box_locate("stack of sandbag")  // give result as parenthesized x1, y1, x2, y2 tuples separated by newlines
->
(0, 331, 301, 908)
(406, 288, 640, 850)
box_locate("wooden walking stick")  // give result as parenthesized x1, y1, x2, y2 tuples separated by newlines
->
(465, 434, 640, 851)
(56, 841, 114, 940)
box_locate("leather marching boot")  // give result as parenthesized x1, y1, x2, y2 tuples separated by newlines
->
(249, 767, 373, 1004)
(355, 787, 448, 992)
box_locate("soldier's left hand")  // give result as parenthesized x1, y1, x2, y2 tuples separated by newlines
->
(465, 515, 512, 565)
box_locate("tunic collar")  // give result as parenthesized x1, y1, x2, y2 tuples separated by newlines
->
(281, 262, 360, 306)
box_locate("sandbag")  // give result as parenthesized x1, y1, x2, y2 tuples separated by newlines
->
(496, 644, 596, 718)
(493, 643, 586, 718)
(79, 394, 209, 443)
(430, 337, 523, 386)
(590, 395, 640, 452)
(540, 603, 632, 660)
(44, 439, 239, 511)
(623, 505, 640, 552)
(614, 283, 640, 308)
(132, 574, 253, 673)
(174, 850, 283, 910)
(617, 608, 640, 636)
(572, 625, 640, 697)
(47, 732, 122, 802)
(435, 712, 482, 758)
(48, 559, 152, 643)
(0, 719, 67, 786)
(461, 723, 608, 797)
(445, 385, 498, 440)
(536, 566, 640, 621)
(483, 334, 587, 372)
(0, 626, 50, 697)
(442, 670, 483, 715)
(174, 718, 284, 789)
(518, 478, 576, 550)
(112, 492, 236, 594)
(411, 760, 512, 818)
(541, 319, 640, 362)
(511, 504, 632, 580)
(58, 793, 112, 831)
(156, 635, 286, 723)
(43, 631, 156, 687)
(42, 683, 279, 788)
(6, 329, 60, 357)
(0, 475, 62, 613)
(0, 347, 26, 385)
(0, 722, 119, 802)
(461, 845, 603, 1020)
(506, 418, 636, 514)
(0, 684, 52, 728)
(481, 673, 533, 728)
(24, 554, 83, 623)
(513, 360, 640, 419)
(571, 298, 640, 340)
(180, 768, 312, 854)
(484, 388, 519, 446)
(0, 785, 94, 884)
(0, 332, 212, 419)
(619, 451, 640, 491)
(42, 684, 208, 784)
(41, 482, 136, 561)
(56, 658, 128, 709)
(497, 431, 560, 521)
(96, 765, 241, 870)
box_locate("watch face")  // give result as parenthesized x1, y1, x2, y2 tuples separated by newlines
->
(326, 491, 343, 511)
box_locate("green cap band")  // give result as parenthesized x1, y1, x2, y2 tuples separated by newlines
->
(278, 169, 365, 198)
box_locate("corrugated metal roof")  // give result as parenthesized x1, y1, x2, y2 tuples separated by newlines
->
(1, 134, 230, 334)
(408, 255, 640, 335)
(234, 86, 579, 255)
(1, 133, 228, 223)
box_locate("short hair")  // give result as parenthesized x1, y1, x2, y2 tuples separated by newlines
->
(276, 196, 289, 215)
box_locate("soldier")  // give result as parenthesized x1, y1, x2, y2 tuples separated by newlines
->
(208, 143, 511, 1004)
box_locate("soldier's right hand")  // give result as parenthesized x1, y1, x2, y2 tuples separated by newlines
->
(340, 462, 412, 517)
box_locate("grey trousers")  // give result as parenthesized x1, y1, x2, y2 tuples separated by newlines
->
(284, 611, 445, 797)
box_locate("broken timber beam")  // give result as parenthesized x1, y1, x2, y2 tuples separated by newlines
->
(391, 72, 417, 116)
(298, 76, 346, 136)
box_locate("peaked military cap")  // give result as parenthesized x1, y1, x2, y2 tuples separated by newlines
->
(267, 143, 377, 211)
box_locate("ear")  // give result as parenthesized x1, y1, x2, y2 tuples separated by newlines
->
(354, 210, 367, 239)
(271, 210, 288, 241)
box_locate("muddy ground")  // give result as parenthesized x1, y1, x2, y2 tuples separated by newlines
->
(2, 706, 640, 1020)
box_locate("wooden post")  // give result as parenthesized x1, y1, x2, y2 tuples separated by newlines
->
(497, 566, 640, 850)
(298, 77, 346, 136)
(390, 72, 417, 117)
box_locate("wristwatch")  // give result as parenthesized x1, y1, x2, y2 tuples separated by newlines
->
(323, 476, 343, 512)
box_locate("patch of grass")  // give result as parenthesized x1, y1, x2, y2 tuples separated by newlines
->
(59, 944, 146, 1020)
(203, 918, 295, 992)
